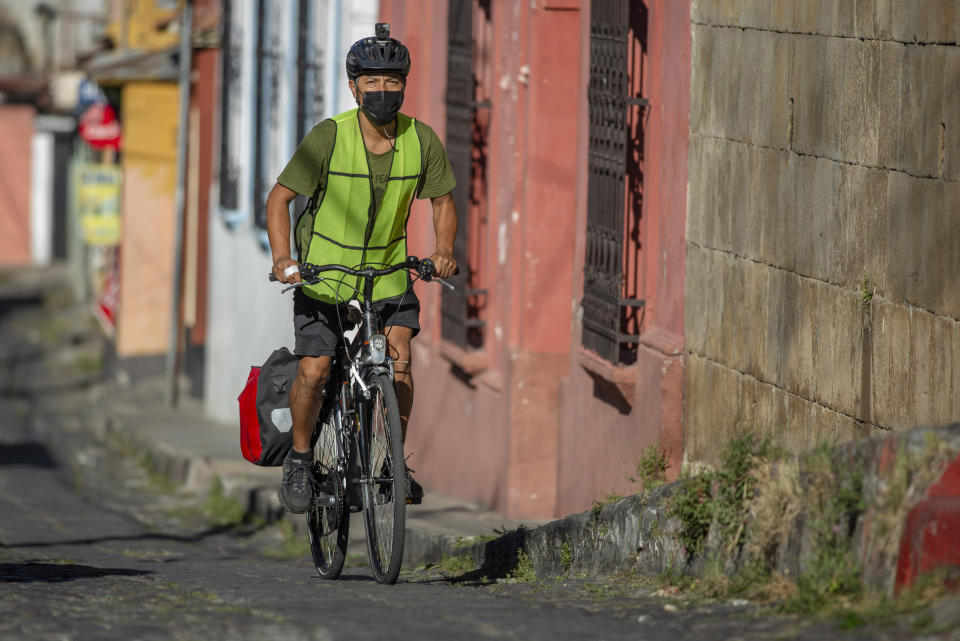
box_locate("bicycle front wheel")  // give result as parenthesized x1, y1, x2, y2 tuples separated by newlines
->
(308, 409, 349, 579)
(361, 373, 406, 584)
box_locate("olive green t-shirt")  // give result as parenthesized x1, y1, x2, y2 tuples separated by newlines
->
(277, 116, 456, 213)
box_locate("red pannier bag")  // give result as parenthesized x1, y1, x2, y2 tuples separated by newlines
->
(238, 347, 298, 466)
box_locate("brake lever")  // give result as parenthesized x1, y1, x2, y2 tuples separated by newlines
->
(277, 275, 321, 294)
(433, 278, 455, 291)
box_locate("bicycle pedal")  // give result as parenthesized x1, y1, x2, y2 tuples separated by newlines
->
(313, 494, 336, 508)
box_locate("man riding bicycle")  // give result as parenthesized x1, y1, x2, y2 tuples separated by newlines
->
(266, 23, 458, 514)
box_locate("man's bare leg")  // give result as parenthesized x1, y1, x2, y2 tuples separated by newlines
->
(385, 326, 414, 442)
(279, 354, 333, 514)
(289, 355, 333, 452)
(385, 325, 422, 503)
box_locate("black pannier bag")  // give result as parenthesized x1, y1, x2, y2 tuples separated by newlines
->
(238, 347, 298, 466)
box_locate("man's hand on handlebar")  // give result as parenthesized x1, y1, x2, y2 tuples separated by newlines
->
(272, 256, 302, 285)
(429, 249, 458, 279)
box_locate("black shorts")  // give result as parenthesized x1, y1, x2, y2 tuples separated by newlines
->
(293, 289, 421, 357)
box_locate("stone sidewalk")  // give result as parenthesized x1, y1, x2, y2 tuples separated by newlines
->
(87, 374, 544, 569)
(5, 264, 959, 593)
(94, 368, 960, 595)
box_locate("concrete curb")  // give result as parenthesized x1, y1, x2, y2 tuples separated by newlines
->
(85, 354, 960, 591)
(95, 405, 530, 570)
(443, 424, 960, 594)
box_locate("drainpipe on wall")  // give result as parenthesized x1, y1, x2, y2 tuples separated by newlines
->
(165, 0, 194, 408)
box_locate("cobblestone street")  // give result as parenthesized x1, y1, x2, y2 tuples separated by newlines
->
(2, 295, 954, 641)
(0, 416, 939, 641)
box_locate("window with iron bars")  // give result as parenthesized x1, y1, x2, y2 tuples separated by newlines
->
(219, 0, 324, 227)
(581, 0, 648, 365)
(442, 0, 491, 350)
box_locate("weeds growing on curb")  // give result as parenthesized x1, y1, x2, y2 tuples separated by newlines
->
(670, 470, 713, 559)
(509, 549, 537, 583)
(204, 478, 247, 527)
(630, 444, 671, 496)
(663, 432, 877, 615)
(560, 539, 572, 573)
(669, 432, 775, 560)
(439, 553, 475, 576)
(779, 445, 865, 613)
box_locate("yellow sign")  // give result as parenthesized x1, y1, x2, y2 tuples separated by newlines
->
(75, 163, 122, 246)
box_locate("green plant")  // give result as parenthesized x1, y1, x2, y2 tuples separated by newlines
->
(68, 352, 104, 375)
(590, 491, 623, 522)
(559, 540, 572, 573)
(204, 478, 246, 526)
(860, 278, 873, 310)
(630, 444, 671, 495)
(712, 433, 774, 553)
(669, 470, 714, 559)
(669, 432, 776, 562)
(509, 549, 537, 583)
(439, 553, 475, 576)
(781, 446, 865, 613)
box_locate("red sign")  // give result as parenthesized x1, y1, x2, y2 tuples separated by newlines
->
(78, 103, 122, 151)
(94, 250, 120, 335)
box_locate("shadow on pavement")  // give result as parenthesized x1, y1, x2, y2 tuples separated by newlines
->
(0, 561, 153, 583)
(4, 522, 270, 551)
(0, 377, 106, 399)
(0, 443, 58, 469)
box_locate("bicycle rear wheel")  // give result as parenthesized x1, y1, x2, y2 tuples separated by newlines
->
(361, 373, 406, 584)
(308, 409, 349, 579)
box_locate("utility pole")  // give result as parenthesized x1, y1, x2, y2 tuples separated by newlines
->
(165, 0, 193, 408)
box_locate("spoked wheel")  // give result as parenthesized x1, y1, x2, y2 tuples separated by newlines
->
(307, 411, 349, 579)
(361, 373, 406, 584)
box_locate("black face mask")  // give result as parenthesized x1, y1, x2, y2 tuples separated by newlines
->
(358, 89, 404, 126)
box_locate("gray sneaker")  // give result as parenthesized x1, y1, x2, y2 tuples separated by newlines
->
(278, 450, 313, 514)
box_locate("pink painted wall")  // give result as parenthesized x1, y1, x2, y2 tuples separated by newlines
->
(381, 0, 690, 519)
(381, 2, 514, 511)
(0, 106, 35, 266)
(556, 0, 691, 516)
(382, 1, 583, 517)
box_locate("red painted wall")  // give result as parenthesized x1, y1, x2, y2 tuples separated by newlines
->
(380, 0, 690, 519)
(187, 47, 217, 346)
(0, 106, 35, 266)
(381, 1, 515, 511)
(556, 0, 690, 516)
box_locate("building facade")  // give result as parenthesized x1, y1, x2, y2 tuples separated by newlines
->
(76, 0, 960, 521)
(378, 0, 691, 517)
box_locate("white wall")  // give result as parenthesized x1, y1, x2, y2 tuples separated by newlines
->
(326, 0, 380, 115)
(204, 0, 378, 422)
(30, 131, 53, 265)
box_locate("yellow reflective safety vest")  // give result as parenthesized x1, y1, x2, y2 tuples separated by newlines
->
(301, 108, 422, 303)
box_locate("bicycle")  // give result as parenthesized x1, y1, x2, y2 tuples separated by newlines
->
(270, 256, 454, 584)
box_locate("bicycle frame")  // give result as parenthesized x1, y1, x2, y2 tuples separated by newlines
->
(310, 264, 404, 512)
(274, 256, 455, 581)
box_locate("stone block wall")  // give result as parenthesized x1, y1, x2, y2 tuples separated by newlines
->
(685, 0, 960, 462)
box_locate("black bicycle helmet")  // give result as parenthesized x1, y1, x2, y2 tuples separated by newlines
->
(345, 23, 411, 80)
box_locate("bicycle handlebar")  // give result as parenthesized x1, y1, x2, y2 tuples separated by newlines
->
(268, 256, 459, 290)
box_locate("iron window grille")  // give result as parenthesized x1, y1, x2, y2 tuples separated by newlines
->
(218, 0, 243, 211)
(296, 0, 324, 144)
(219, 0, 324, 229)
(252, 0, 281, 229)
(581, 0, 648, 365)
(442, 0, 490, 350)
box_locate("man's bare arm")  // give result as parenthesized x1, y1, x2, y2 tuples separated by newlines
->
(266, 182, 301, 283)
(429, 192, 458, 278)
